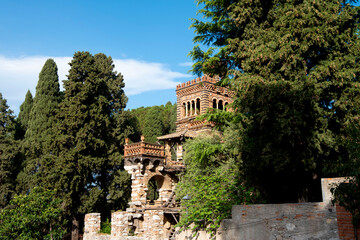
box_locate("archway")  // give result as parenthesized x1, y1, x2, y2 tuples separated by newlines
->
(146, 175, 165, 204)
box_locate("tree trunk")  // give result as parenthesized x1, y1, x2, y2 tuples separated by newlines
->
(72, 217, 79, 240)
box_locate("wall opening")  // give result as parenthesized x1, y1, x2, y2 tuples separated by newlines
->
(213, 99, 217, 109)
(182, 103, 186, 118)
(147, 175, 165, 204)
(218, 100, 223, 110)
(196, 98, 200, 114)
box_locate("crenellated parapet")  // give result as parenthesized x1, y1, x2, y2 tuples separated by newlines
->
(176, 75, 219, 90)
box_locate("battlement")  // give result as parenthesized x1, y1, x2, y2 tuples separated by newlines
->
(176, 75, 220, 90)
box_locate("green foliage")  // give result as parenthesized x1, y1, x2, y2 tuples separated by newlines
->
(0, 93, 21, 208)
(130, 101, 177, 143)
(176, 133, 261, 233)
(99, 219, 111, 234)
(190, 0, 360, 202)
(182, 133, 224, 168)
(16, 90, 33, 139)
(18, 59, 61, 192)
(24, 58, 60, 154)
(178, 167, 258, 233)
(0, 187, 67, 240)
(52, 52, 131, 234)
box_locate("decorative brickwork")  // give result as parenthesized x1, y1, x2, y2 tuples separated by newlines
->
(175, 75, 233, 132)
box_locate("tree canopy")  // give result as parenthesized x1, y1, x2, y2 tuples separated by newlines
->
(190, 0, 360, 202)
(0, 187, 66, 240)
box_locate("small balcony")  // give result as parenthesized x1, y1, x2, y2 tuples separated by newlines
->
(124, 139, 165, 159)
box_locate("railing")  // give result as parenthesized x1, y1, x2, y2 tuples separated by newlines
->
(166, 160, 185, 167)
(124, 142, 165, 158)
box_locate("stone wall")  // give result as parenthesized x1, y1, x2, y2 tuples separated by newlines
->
(218, 202, 338, 240)
(83, 213, 110, 240)
(174, 177, 352, 240)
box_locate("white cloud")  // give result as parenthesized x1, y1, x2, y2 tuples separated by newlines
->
(179, 62, 193, 67)
(0, 55, 189, 114)
(114, 59, 188, 95)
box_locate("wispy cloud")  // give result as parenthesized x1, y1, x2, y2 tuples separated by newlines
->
(0, 55, 189, 114)
(179, 62, 193, 67)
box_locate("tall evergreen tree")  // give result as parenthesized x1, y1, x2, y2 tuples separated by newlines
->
(190, 0, 360, 202)
(0, 93, 21, 208)
(17, 90, 33, 139)
(143, 106, 165, 143)
(18, 59, 61, 191)
(53, 52, 130, 239)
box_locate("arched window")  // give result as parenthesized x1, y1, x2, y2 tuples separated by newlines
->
(196, 98, 200, 115)
(182, 103, 186, 117)
(187, 102, 191, 116)
(218, 100, 223, 110)
(224, 102, 228, 111)
(213, 99, 217, 109)
(191, 100, 195, 116)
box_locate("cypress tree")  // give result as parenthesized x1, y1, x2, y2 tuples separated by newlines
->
(19, 59, 61, 191)
(53, 52, 130, 239)
(16, 90, 33, 139)
(0, 93, 21, 207)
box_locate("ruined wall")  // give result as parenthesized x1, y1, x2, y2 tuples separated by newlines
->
(83, 213, 110, 240)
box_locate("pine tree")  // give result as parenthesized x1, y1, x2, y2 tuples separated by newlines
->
(0, 93, 21, 208)
(19, 59, 61, 191)
(190, 0, 360, 202)
(17, 90, 33, 138)
(53, 52, 130, 239)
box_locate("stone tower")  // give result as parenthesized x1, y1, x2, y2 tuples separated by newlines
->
(110, 75, 233, 240)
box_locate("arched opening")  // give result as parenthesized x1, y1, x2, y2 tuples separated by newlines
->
(187, 102, 191, 117)
(182, 102, 186, 117)
(191, 100, 195, 116)
(218, 100, 223, 110)
(213, 99, 217, 109)
(225, 102, 228, 111)
(196, 98, 200, 115)
(147, 175, 165, 204)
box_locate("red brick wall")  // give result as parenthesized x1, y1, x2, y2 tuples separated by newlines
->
(336, 204, 360, 240)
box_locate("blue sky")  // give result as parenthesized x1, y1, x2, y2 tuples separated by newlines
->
(0, 0, 201, 114)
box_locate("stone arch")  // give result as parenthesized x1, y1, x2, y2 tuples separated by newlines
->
(146, 175, 164, 203)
